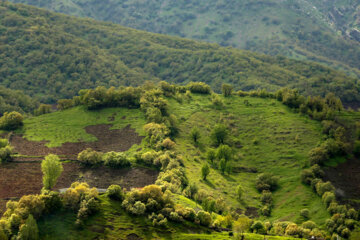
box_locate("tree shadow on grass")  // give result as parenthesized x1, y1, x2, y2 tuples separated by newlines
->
(202, 179, 215, 189)
(221, 173, 236, 182)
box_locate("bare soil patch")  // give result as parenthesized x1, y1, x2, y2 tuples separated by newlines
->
(0, 162, 157, 214)
(11, 124, 143, 160)
(324, 158, 360, 208)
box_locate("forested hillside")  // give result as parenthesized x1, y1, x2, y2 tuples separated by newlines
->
(0, 1, 359, 105)
(8, 0, 360, 77)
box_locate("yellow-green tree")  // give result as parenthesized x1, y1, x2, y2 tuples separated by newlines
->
(41, 154, 63, 190)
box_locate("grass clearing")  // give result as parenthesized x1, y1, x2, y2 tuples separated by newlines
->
(169, 94, 329, 225)
(21, 106, 146, 147)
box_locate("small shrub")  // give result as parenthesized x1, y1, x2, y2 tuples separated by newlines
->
(256, 173, 279, 192)
(106, 185, 124, 201)
(207, 149, 216, 164)
(0, 111, 23, 130)
(211, 94, 224, 108)
(260, 191, 273, 205)
(216, 144, 232, 162)
(17, 214, 38, 240)
(315, 181, 335, 196)
(0, 145, 13, 163)
(201, 164, 210, 180)
(57, 99, 74, 110)
(236, 185, 243, 200)
(211, 124, 228, 146)
(300, 209, 310, 219)
(78, 148, 103, 166)
(251, 221, 266, 234)
(302, 220, 316, 230)
(309, 147, 328, 165)
(190, 127, 200, 144)
(162, 138, 176, 150)
(196, 211, 212, 226)
(0, 139, 8, 148)
(34, 104, 52, 116)
(322, 191, 335, 207)
(222, 84, 233, 97)
(103, 152, 130, 168)
(129, 201, 146, 215)
(187, 82, 211, 94)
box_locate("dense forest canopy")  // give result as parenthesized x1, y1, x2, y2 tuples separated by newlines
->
(0, 2, 359, 105)
(8, 0, 360, 78)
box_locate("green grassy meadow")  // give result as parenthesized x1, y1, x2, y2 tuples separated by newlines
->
(168, 94, 329, 225)
(21, 106, 146, 147)
(21, 93, 331, 230)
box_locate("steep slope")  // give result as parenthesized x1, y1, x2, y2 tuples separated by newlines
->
(9, 0, 360, 77)
(0, 2, 359, 105)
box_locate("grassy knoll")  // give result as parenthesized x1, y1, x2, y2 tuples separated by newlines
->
(169, 94, 330, 225)
(20, 93, 330, 230)
(21, 106, 146, 147)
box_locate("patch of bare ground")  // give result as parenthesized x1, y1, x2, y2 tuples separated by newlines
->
(324, 158, 360, 209)
(0, 162, 157, 215)
(10, 124, 143, 161)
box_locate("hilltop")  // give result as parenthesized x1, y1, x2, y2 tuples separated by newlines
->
(0, 83, 359, 239)
(8, 0, 360, 77)
(0, 1, 359, 106)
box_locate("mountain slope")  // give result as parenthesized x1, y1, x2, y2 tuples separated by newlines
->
(8, 0, 360, 77)
(0, 2, 359, 104)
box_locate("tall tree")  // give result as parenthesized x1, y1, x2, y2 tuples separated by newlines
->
(41, 154, 63, 190)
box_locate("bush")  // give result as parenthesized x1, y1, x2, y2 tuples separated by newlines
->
(78, 148, 103, 166)
(300, 209, 310, 219)
(0, 111, 23, 130)
(161, 138, 176, 150)
(211, 94, 224, 108)
(219, 158, 226, 174)
(216, 144, 232, 162)
(17, 214, 38, 240)
(206, 149, 216, 164)
(260, 191, 273, 205)
(201, 164, 210, 180)
(251, 221, 266, 234)
(40, 190, 62, 214)
(129, 201, 146, 215)
(18, 195, 45, 219)
(103, 152, 130, 168)
(211, 124, 228, 146)
(309, 147, 328, 165)
(285, 223, 301, 237)
(0, 145, 13, 163)
(302, 220, 317, 230)
(187, 82, 211, 94)
(190, 127, 200, 144)
(259, 205, 271, 217)
(322, 191, 335, 207)
(236, 185, 243, 200)
(57, 99, 74, 110)
(222, 84, 233, 97)
(256, 173, 279, 192)
(196, 211, 212, 226)
(0, 139, 8, 148)
(106, 185, 124, 201)
(315, 181, 335, 196)
(34, 104, 52, 116)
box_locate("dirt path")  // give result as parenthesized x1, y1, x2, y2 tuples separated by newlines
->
(10, 124, 144, 160)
